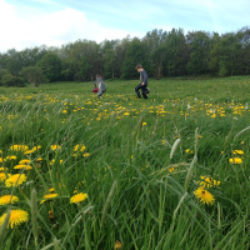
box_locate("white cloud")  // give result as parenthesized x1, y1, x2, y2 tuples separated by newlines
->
(0, 0, 142, 52)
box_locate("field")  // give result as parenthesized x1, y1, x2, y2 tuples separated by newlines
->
(0, 76, 249, 250)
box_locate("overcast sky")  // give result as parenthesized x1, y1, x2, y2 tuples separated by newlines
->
(0, 0, 249, 52)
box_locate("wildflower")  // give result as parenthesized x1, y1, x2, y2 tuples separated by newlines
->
(0, 150, 3, 154)
(74, 144, 80, 151)
(0, 209, 29, 229)
(130, 155, 134, 159)
(24, 149, 34, 155)
(40, 193, 59, 204)
(193, 187, 215, 205)
(161, 139, 166, 145)
(32, 145, 41, 151)
(5, 174, 27, 187)
(168, 167, 175, 173)
(74, 144, 86, 152)
(70, 193, 88, 204)
(80, 145, 86, 152)
(13, 165, 32, 171)
(50, 145, 61, 151)
(0, 157, 3, 163)
(49, 187, 55, 193)
(4, 155, 17, 161)
(62, 109, 68, 114)
(229, 157, 243, 164)
(10, 145, 29, 152)
(114, 240, 123, 249)
(142, 122, 147, 126)
(199, 176, 220, 188)
(0, 167, 7, 171)
(185, 149, 194, 154)
(0, 195, 19, 205)
(0, 172, 7, 182)
(83, 152, 90, 158)
(232, 150, 244, 155)
(18, 159, 31, 165)
(50, 159, 63, 166)
(36, 157, 43, 162)
(123, 112, 130, 116)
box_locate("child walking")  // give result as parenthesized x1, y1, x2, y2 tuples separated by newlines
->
(135, 64, 149, 99)
(94, 74, 106, 98)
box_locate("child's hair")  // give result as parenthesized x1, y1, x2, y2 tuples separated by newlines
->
(135, 64, 143, 70)
(96, 74, 102, 78)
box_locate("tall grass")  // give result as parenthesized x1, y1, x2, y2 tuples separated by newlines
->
(0, 76, 249, 249)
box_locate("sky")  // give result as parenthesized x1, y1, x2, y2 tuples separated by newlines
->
(0, 0, 249, 52)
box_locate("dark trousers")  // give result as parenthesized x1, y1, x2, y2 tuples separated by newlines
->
(135, 84, 149, 99)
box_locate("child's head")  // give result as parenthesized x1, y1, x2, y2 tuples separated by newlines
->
(135, 64, 144, 72)
(96, 74, 103, 80)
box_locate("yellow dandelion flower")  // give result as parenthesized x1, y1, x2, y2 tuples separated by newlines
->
(5, 174, 27, 188)
(193, 187, 215, 205)
(10, 145, 29, 152)
(185, 149, 194, 154)
(80, 145, 86, 152)
(31, 145, 41, 151)
(0, 209, 29, 229)
(142, 122, 147, 126)
(50, 145, 61, 151)
(24, 149, 35, 155)
(4, 155, 17, 161)
(232, 150, 244, 155)
(199, 176, 220, 188)
(13, 164, 32, 171)
(114, 240, 123, 249)
(41, 193, 58, 204)
(70, 193, 88, 204)
(62, 109, 68, 114)
(36, 157, 43, 162)
(168, 167, 175, 173)
(74, 144, 80, 151)
(0, 172, 8, 182)
(0, 195, 19, 205)
(161, 139, 166, 145)
(123, 112, 130, 116)
(83, 152, 90, 158)
(0, 167, 7, 171)
(18, 159, 31, 165)
(49, 187, 55, 193)
(229, 157, 243, 164)
(0, 157, 3, 163)
(114, 240, 122, 250)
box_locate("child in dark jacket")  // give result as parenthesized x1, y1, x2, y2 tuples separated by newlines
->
(135, 64, 149, 99)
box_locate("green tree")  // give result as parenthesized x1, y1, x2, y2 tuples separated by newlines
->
(122, 38, 149, 79)
(186, 31, 211, 75)
(21, 66, 46, 87)
(38, 53, 62, 82)
(165, 28, 188, 76)
(143, 29, 168, 78)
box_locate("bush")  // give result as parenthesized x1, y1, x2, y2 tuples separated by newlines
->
(0, 69, 8, 86)
(1, 74, 25, 87)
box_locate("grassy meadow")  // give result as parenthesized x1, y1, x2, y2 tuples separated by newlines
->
(0, 76, 249, 249)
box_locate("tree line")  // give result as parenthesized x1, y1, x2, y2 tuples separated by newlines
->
(0, 27, 249, 86)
